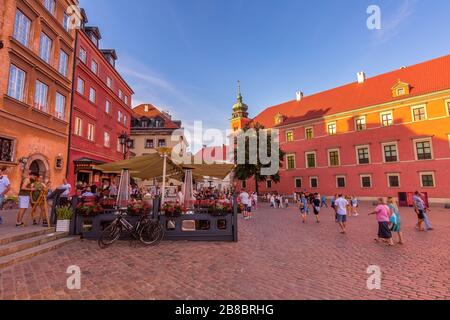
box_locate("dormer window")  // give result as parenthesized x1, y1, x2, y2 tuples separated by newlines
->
(90, 33, 98, 47)
(391, 80, 410, 97)
(274, 113, 286, 125)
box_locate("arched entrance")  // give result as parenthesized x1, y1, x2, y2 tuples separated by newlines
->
(25, 154, 50, 182)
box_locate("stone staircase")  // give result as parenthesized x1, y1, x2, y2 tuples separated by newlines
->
(0, 227, 78, 269)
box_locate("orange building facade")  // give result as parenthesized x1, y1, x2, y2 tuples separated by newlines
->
(235, 55, 450, 203)
(0, 0, 77, 193)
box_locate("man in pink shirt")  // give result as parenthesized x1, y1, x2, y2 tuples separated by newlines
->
(369, 198, 394, 246)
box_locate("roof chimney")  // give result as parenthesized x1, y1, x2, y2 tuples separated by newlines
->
(357, 71, 366, 84)
(144, 105, 149, 112)
(296, 91, 304, 102)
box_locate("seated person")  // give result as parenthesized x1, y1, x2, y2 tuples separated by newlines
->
(81, 187, 94, 198)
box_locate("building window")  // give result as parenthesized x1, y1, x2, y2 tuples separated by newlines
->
(79, 48, 87, 64)
(328, 149, 340, 167)
(387, 174, 400, 188)
(105, 101, 111, 114)
(118, 89, 123, 100)
(310, 177, 318, 189)
(420, 172, 435, 188)
(117, 138, 124, 153)
(158, 139, 166, 147)
(336, 176, 346, 188)
(295, 178, 302, 189)
(361, 175, 372, 188)
(145, 139, 154, 149)
(123, 115, 127, 126)
(107, 77, 112, 88)
(43, 0, 56, 15)
(415, 139, 433, 160)
(0, 136, 15, 163)
(305, 152, 316, 168)
(91, 60, 98, 74)
(266, 180, 272, 189)
(411, 105, 427, 122)
(286, 154, 295, 170)
(87, 124, 95, 141)
(380, 111, 394, 127)
(355, 116, 366, 131)
(327, 122, 337, 135)
(55, 93, 66, 120)
(104, 132, 110, 148)
(39, 33, 52, 64)
(34, 80, 49, 112)
(13, 10, 31, 47)
(128, 139, 135, 149)
(63, 13, 70, 31)
(242, 180, 247, 189)
(77, 77, 84, 95)
(286, 131, 294, 142)
(356, 146, 370, 165)
(58, 50, 69, 76)
(74, 117, 83, 136)
(305, 127, 313, 140)
(125, 96, 129, 105)
(7, 64, 26, 101)
(446, 100, 450, 116)
(118, 110, 123, 122)
(89, 88, 96, 103)
(383, 143, 398, 163)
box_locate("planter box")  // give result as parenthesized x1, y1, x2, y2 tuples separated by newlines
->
(56, 220, 71, 232)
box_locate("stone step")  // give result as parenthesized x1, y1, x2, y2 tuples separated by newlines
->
(0, 232, 69, 258)
(0, 227, 56, 246)
(0, 237, 78, 269)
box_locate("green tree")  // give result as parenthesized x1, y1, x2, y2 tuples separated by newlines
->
(233, 123, 285, 195)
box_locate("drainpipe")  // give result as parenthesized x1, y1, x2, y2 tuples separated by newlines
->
(65, 29, 79, 180)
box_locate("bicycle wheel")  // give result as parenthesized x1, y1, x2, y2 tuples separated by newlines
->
(98, 222, 121, 249)
(139, 221, 163, 246)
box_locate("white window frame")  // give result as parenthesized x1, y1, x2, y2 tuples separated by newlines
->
(413, 137, 434, 161)
(89, 87, 96, 103)
(123, 115, 127, 126)
(305, 126, 314, 140)
(58, 50, 68, 76)
(419, 171, 436, 188)
(43, 0, 56, 15)
(87, 123, 95, 141)
(286, 154, 296, 170)
(34, 80, 49, 112)
(91, 59, 98, 74)
(77, 77, 84, 95)
(79, 47, 87, 64)
(125, 96, 129, 105)
(13, 10, 31, 47)
(309, 176, 319, 189)
(104, 132, 111, 148)
(354, 115, 366, 131)
(380, 111, 394, 127)
(387, 173, 401, 189)
(118, 110, 123, 122)
(55, 92, 66, 120)
(294, 178, 302, 189)
(336, 175, 346, 189)
(286, 130, 294, 142)
(355, 145, 371, 165)
(7, 64, 26, 102)
(63, 13, 70, 32)
(360, 174, 372, 188)
(107, 77, 112, 88)
(327, 122, 337, 135)
(105, 100, 111, 114)
(381, 141, 399, 163)
(74, 117, 83, 136)
(411, 104, 428, 122)
(118, 89, 123, 100)
(327, 148, 340, 167)
(39, 32, 52, 64)
(305, 151, 316, 169)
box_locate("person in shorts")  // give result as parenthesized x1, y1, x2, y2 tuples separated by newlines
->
(312, 193, 321, 223)
(16, 172, 36, 227)
(239, 189, 251, 220)
(0, 167, 11, 225)
(412, 191, 426, 231)
(298, 193, 309, 223)
(369, 198, 394, 246)
(334, 194, 348, 234)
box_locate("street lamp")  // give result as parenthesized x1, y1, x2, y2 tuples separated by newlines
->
(119, 131, 133, 159)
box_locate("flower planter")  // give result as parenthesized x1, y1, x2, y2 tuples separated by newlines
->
(56, 219, 71, 232)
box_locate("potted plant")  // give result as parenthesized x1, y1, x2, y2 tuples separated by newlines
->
(56, 205, 73, 232)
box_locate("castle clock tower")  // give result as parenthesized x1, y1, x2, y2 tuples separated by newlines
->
(230, 81, 251, 132)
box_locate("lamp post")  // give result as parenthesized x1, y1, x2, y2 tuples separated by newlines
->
(119, 131, 133, 160)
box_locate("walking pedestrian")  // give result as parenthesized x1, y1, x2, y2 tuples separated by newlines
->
(239, 189, 251, 220)
(334, 194, 348, 234)
(312, 193, 321, 223)
(320, 194, 328, 208)
(369, 198, 394, 246)
(16, 171, 35, 227)
(387, 197, 404, 245)
(298, 193, 309, 223)
(351, 196, 359, 216)
(0, 167, 11, 225)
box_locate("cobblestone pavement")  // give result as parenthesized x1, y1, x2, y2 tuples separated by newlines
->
(0, 202, 449, 300)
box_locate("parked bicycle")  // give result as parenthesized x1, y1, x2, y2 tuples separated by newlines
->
(98, 208, 165, 248)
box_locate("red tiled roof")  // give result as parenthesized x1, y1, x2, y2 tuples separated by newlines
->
(132, 104, 181, 129)
(251, 54, 450, 128)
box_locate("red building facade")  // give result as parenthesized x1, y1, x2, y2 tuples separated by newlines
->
(67, 13, 133, 188)
(236, 55, 450, 203)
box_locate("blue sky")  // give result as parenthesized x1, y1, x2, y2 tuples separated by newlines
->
(80, 0, 450, 150)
